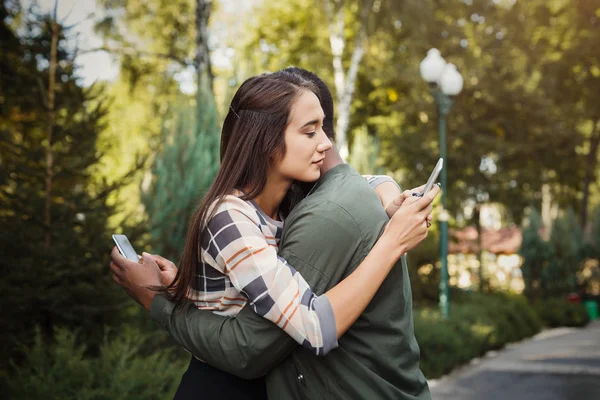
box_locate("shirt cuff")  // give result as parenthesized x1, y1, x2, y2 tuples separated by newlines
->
(149, 293, 175, 328)
(313, 295, 339, 355)
(368, 175, 400, 190)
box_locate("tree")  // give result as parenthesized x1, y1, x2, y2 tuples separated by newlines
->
(543, 208, 584, 296)
(92, 0, 197, 226)
(0, 3, 125, 361)
(324, 0, 375, 159)
(371, 0, 587, 223)
(93, 0, 218, 227)
(242, 0, 388, 159)
(195, 0, 214, 92)
(141, 90, 220, 261)
(588, 206, 600, 260)
(519, 209, 550, 300)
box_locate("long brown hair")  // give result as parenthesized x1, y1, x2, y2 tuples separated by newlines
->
(166, 72, 319, 304)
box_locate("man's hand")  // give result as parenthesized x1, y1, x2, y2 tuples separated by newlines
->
(384, 184, 425, 216)
(109, 247, 163, 311)
(381, 184, 441, 258)
(142, 252, 178, 287)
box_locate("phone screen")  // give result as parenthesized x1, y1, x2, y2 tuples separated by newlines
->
(112, 234, 139, 261)
(419, 158, 443, 196)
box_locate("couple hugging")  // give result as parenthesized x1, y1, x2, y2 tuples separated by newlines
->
(110, 67, 438, 400)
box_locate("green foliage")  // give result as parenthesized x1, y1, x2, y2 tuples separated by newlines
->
(415, 290, 542, 379)
(141, 89, 220, 261)
(587, 206, 600, 259)
(3, 327, 187, 400)
(93, 0, 189, 228)
(0, 5, 126, 361)
(241, 0, 332, 82)
(543, 208, 585, 296)
(95, 0, 195, 88)
(244, 0, 600, 223)
(533, 299, 590, 328)
(348, 125, 381, 174)
(407, 230, 440, 304)
(519, 209, 551, 299)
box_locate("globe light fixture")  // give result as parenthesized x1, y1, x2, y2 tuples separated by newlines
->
(439, 63, 464, 96)
(419, 48, 447, 83)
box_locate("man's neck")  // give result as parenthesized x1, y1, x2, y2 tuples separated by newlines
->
(320, 143, 345, 174)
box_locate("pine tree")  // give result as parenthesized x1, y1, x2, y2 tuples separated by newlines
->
(142, 88, 220, 262)
(0, 4, 124, 361)
(519, 209, 550, 300)
(542, 208, 583, 297)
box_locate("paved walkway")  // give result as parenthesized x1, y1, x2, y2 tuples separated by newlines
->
(429, 320, 600, 400)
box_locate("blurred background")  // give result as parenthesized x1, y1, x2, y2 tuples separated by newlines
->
(1, 0, 599, 398)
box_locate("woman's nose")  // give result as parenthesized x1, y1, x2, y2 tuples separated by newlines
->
(317, 131, 333, 153)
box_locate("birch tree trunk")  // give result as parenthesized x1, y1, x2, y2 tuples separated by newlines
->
(325, 0, 372, 160)
(44, 6, 59, 248)
(196, 0, 214, 94)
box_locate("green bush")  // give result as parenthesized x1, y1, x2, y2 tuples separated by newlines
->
(414, 309, 478, 378)
(414, 290, 542, 379)
(534, 299, 590, 328)
(3, 327, 188, 400)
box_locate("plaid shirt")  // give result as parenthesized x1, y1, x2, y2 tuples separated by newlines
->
(189, 175, 397, 355)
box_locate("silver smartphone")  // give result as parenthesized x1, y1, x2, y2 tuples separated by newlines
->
(414, 158, 443, 197)
(112, 234, 139, 261)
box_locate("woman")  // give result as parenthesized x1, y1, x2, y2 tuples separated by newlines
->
(169, 71, 432, 399)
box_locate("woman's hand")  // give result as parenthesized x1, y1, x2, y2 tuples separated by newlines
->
(380, 184, 441, 258)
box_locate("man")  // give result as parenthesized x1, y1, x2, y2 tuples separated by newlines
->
(111, 68, 435, 399)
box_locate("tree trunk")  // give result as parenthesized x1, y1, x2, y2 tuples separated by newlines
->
(44, 15, 59, 248)
(580, 119, 600, 228)
(196, 0, 214, 94)
(325, 0, 371, 160)
(474, 204, 484, 291)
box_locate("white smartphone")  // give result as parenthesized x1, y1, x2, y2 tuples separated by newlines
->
(414, 158, 443, 197)
(112, 234, 139, 261)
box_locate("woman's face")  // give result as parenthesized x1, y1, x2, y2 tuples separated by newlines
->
(272, 90, 332, 183)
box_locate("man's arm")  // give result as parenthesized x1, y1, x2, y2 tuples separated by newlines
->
(150, 294, 295, 379)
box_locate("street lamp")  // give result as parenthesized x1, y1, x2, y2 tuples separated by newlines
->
(420, 48, 463, 318)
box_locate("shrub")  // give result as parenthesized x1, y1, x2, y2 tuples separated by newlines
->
(534, 299, 590, 328)
(3, 327, 188, 400)
(414, 309, 475, 378)
(414, 290, 542, 379)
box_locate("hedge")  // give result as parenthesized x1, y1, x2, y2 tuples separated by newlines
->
(414, 290, 590, 379)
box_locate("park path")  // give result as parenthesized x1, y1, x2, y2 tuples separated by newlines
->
(429, 320, 600, 400)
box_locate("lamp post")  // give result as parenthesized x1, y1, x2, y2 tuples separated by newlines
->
(420, 48, 463, 318)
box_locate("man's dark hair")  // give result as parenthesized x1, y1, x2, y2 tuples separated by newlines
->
(275, 67, 335, 139)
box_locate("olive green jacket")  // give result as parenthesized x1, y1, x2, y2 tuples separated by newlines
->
(150, 163, 430, 399)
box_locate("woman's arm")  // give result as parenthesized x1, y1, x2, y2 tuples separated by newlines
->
(205, 196, 338, 355)
(205, 190, 438, 355)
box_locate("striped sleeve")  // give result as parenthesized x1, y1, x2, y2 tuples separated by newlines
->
(363, 175, 401, 190)
(201, 196, 338, 356)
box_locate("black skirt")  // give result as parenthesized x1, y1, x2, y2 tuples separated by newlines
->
(173, 355, 268, 400)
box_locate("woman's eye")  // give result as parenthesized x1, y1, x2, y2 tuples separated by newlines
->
(307, 131, 316, 138)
